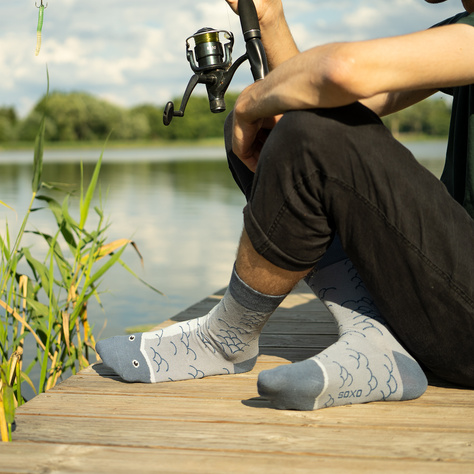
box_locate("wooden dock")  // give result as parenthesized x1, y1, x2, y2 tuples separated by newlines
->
(1, 285, 473, 473)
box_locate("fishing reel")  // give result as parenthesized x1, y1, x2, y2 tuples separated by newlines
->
(163, 0, 268, 126)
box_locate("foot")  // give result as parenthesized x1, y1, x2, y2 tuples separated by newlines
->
(96, 268, 286, 383)
(257, 259, 427, 410)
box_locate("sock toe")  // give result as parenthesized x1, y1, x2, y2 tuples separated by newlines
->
(96, 337, 123, 374)
(96, 335, 151, 383)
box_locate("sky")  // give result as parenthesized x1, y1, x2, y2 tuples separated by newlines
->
(0, 0, 464, 118)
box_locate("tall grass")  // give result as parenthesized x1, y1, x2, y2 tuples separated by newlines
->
(0, 86, 159, 441)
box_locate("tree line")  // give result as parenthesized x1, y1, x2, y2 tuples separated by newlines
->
(0, 91, 451, 143)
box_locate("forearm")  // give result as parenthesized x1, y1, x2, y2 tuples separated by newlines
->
(258, 1, 299, 70)
(361, 89, 438, 117)
(237, 23, 474, 121)
(235, 44, 359, 123)
(233, 23, 474, 167)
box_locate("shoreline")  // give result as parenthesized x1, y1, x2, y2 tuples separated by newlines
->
(0, 134, 443, 152)
(0, 136, 447, 165)
(0, 140, 228, 165)
(0, 138, 225, 152)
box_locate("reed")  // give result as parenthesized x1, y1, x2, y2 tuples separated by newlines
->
(0, 83, 159, 441)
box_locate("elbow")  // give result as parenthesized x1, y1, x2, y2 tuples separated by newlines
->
(315, 43, 374, 103)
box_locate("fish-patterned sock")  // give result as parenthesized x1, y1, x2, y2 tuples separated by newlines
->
(96, 267, 286, 383)
(257, 259, 427, 410)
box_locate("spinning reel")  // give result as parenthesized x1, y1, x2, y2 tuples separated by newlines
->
(163, 0, 268, 126)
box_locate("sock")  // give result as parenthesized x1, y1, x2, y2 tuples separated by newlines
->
(96, 267, 286, 383)
(257, 259, 427, 410)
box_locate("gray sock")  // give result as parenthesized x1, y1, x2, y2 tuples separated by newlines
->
(258, 259, 427, 410)
(96, 267, 286, 383)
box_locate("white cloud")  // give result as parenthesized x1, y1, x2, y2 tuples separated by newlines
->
(0, 0, 466, 117)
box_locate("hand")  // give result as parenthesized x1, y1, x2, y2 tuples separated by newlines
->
(224, 0, 283, 28)
(232, 84, 281, 172)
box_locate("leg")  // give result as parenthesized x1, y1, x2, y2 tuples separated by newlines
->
(97, 118, 310, 383)
(260, 258, 427, 410)
(242, 104, 474, 389)
(227, 109, 428, 409)
(96, 229, 309, 383)
(225, 112, 254, 200)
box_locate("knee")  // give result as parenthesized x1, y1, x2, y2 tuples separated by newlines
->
(257, 110, 332, 178)
(259, 104, 388, 178)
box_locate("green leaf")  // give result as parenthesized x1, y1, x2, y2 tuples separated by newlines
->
(38, 232, 58, 394)
(0, 200, 15, 213)
(32, 67, 49, 193)
(20, 371, 37, 396)
(61, 194, 80, 230)
(3, 386, 15, 425)
(0, 232, 10, 261)
(79, 135, 110, 229)
(118, 259, 163, 295)
(35, 195, 62, 222)
(25, 296, 50, 319)
(22, 247, 53, 301)
(32, 116, 45, 193)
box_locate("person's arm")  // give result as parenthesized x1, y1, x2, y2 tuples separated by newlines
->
(361, 89, 438, 117)
(233, 23, 474, 169)
(225, 0, 299, 70)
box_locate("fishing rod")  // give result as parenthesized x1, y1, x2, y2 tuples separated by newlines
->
(163, 0, 268, 126)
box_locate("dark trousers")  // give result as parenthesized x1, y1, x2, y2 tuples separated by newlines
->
(224, 103, 474, 387)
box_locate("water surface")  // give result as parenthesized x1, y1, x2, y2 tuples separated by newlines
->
(0, 148, 246, 340)
(0, 140, 447, 338)
(0, 141, 447, 396)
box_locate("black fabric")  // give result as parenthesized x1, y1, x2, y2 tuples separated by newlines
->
(225, 104, 474, 387)
(434, 11, 474, 218)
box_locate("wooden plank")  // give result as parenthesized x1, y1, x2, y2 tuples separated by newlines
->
(259, 333, 338, 348)
(261, 320, 338, 334)
(6, 285, 474, 474)
(54, 361, 474, 408)
(12, 414, 474, 462)
(1, 442, 470, 474)
(49, 372, 261, 399)
(16, 391, 474, 431)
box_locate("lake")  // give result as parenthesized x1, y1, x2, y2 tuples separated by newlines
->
(0, 145, 249, 340)
(0, 139, 447, 395)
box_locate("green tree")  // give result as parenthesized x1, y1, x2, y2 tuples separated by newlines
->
(0, 107, 18, 142)
(383, 98, 451, 137)
(14, 91, 240, 143)
(130, 104, 163, 140)
(17, 92, 137, 142)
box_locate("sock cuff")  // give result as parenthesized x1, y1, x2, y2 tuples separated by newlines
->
(229, 265, 287, 313)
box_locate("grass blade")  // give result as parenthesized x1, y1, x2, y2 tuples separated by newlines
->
(79, 134, 110, 229)
(32, 116, 45, 193)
